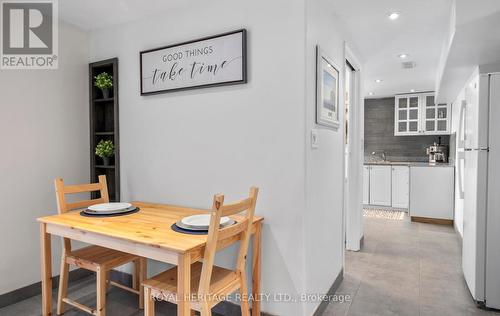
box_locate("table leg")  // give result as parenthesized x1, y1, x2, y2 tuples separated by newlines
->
(177, 252, 191, 316)
(40, 223, 52, 316)
(252, 222, 262, 316)
(139, 257, 147, 309)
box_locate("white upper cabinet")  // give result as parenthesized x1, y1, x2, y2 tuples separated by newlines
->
(395, 94, 421, 136)
(395, 93, 451, 136)
(422, 93, 451, 135)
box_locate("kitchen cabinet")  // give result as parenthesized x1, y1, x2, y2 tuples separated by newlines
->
(395, 94, 421, 135)
(410, 166, 454, 220)
(391, 166, 409, 208)
(363, 165, 370, 204)
(369, 165, 392, 206)
(422, 94, 451, 135)
(395, 93, 451, 136)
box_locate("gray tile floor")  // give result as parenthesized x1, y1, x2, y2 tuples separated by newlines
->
(324, 215, 500, 316)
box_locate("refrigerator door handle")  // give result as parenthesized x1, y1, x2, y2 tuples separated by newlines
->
(465, 148, 490, 152)
(458, 100, 467, 148)
(457, 151, 465, 199)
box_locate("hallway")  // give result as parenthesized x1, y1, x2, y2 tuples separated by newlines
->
(325, 215, 500, 316)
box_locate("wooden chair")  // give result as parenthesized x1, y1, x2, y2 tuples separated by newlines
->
(142, 187, 259, 316)
(54, 175, 147, 316)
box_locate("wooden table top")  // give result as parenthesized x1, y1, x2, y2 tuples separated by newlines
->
(37, 201, 263, 253)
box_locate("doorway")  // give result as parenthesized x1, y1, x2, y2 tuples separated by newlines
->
(344, 47, 364, 252)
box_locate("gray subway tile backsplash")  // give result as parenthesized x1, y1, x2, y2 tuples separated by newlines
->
(364, 97, 449, 162)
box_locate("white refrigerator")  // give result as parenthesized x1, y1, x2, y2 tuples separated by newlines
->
(460, 70, 500, 309)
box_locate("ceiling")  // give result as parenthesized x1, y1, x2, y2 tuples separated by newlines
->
(436, 0, 500, 103)
(331, 0, 452, 98)
(59, 0, 195, 31)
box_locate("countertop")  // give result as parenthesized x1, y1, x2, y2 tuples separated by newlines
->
(364, 161, 454, 167)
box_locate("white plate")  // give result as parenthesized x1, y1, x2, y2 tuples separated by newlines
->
(83, 206, 137, 215)
(175, 218, 235, 231)
(88, 202, 132, 213)
(181, 214, 231, 228)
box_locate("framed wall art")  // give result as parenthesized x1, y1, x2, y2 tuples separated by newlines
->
(140, 29, 247, 95)
(316, 46, 340, 130)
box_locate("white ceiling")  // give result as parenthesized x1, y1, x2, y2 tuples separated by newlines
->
(436, 0, 500, 103)
(331, 0, 452, 97)
(59, 0, 195, 31)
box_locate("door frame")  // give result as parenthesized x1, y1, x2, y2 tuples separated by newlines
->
(344, 44, 364, 251)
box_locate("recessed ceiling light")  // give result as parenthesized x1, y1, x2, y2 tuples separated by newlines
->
(368, 92, 374, 96)
(398, 53, 409, 59)
(388, 12, 400, 20)
(410, 89, 415, 92)
(375, 79, 383, 83)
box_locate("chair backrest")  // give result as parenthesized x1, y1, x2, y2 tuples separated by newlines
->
(198, 187, 259, 297)
(54, 175, 110, 214)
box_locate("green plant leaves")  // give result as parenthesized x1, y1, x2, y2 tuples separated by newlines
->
(94, 72, 113, 90)
(95, 139, 115, 158)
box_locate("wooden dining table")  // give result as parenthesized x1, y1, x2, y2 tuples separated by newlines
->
(37, 201, 263, 316)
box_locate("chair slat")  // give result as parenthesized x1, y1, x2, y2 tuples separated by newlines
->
(220, 198, 253, 217)
(66, 198, 106, 211)
(217, 220, 248, 241)
(63, 183, 102, 194)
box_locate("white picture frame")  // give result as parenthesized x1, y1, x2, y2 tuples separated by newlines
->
(316, 46, 340, 130)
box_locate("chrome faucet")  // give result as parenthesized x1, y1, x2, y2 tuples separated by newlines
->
(371, 151, 387, 162)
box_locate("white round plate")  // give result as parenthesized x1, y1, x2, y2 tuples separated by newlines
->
(88, 202, 132, 213)
(181, 214, 231, 228)
(83, 206, 137, 215)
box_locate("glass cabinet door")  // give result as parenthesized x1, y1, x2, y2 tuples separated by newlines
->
(425, 95, 436, 132)
(423, 94, 449, 133)
(397, 97, 408, 133)
(436, 106, 448, 131)
(408, 96, 419, 132)
(395, 95, 420, 135)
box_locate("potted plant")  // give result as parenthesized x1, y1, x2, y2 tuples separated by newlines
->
(94, 72, 113, 99)
(95, 140, 115, 166)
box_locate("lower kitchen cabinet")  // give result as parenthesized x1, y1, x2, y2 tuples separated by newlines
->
(364, 164, 454, 217)
(410, 166, 454, 220)
(391, 166, 409, 208)
(369, 165, 392, 206)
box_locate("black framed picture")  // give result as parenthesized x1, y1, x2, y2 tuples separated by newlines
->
(140, 29, 247, 95)
(316, 45, 340, 130)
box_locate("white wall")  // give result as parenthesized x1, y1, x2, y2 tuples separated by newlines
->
(0, 22, 89, 295)
(89, 1, 308, 315)
(303, 0, 348, 314)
